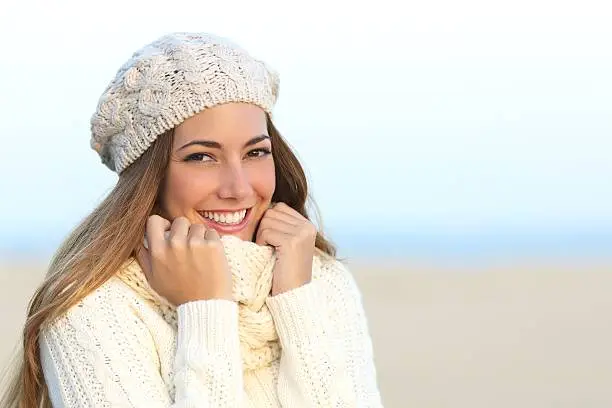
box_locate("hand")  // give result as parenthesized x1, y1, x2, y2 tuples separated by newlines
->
(136, 215, 233, 306)
(255, 203, 316, 296)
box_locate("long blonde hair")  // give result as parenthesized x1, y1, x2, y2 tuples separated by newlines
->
(0, 117, 336, 408)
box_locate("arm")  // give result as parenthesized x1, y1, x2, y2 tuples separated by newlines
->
(39, 286, 244, 408)
(265, 258, 384, 407)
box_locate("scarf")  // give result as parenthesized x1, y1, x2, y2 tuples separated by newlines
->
(116, 235, 290, 372)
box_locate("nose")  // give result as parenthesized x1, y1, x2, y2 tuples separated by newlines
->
(217, 161, 252, 200)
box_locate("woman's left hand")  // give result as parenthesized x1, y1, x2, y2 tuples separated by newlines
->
(255, 202, 316, 296)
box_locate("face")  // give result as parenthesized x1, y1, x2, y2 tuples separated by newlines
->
(158, 103, 275, 241)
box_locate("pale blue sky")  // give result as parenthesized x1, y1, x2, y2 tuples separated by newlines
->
(0, 0, 610, 256)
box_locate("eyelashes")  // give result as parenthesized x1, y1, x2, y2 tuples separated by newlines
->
(185, 147, 272, 163)
(246, 147, 272, 158)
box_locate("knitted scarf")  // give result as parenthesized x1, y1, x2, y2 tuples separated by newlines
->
(115, 235, 292, 372)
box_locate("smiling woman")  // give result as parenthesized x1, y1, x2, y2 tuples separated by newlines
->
(0, 33, 383, 407)
(162, 104, 275, 241)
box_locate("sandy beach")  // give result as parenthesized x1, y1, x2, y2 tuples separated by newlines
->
(1, 258, 611, 407)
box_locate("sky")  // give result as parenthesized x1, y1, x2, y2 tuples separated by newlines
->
(0, 0, 610, 259)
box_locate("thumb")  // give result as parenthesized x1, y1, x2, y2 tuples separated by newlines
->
(255, 223, 268, 247)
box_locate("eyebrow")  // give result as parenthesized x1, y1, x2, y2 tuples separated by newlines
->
(177, 134, 270, 151)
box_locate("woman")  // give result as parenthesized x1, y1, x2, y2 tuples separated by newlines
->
(1, 32, 383, 407)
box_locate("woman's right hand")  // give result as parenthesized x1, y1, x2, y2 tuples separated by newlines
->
(136, 215, 233, 306)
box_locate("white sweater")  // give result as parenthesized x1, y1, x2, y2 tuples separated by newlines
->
(39, 238, 383, 407)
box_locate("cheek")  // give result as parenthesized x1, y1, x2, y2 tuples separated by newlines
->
(162, 166, 215, 213)
(250, 160, 276, 199)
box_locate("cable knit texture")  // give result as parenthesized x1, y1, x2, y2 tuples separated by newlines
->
(90, 32, 279, 173)
(39, 236, 384, 407)
(117, 235, 283, 372)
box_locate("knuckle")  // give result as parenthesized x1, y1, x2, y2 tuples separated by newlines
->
(188, 236, 207, 248)
(189, 241, 207, 251)
(150, 214, 168, 224)
(189, 224, 206, 234)
(168, 235, 185, 248)
(174, 216, 189, 225)
(146, 214, 159, 227)
(297, 224, 308, 235)
(201, 240, 225, 255)
(205, 239, 223, 249)
(305, 223, 317, 235)
(149, 246, 165, 259)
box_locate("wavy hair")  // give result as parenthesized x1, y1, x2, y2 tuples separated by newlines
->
(0, 117, 336, 408)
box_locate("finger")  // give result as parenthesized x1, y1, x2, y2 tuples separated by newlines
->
(204, 228, 220, 241)
(270, 202, 302, 218)
(143, 232, 170, 249)
(258, 216, 297, 235)
(146, 215, 171, 253)
(187, 223, 207, 243)
(264, 207, 303, 226)
(168, 216, 191, 246)
(256, 227, 292, 247)
(255, 222, 266, 246)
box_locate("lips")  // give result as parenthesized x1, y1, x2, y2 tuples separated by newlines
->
(197, 208, 252, 234)
(200, 209, 247, 225)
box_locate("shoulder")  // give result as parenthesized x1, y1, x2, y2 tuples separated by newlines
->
(39, 267, 173, 407)
(313, 251, 364, 301)
(44, 262, 161, 336)
(309, 253, 372, 337)
(40, 270, 165, 373)
(74, 274, 148, 317)
(314, 251, 356, 280)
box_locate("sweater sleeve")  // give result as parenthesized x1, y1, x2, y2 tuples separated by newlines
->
(265, 259, 384, 407)
(39, 286, 244, 408)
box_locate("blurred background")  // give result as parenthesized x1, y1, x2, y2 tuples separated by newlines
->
(1, 0, 611, 406)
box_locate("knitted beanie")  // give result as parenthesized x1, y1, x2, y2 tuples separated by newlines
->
(90, 32, 280, 174)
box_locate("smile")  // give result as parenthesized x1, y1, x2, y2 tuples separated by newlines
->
(197, 208, 252, 233)
(200, 209, 247, 225)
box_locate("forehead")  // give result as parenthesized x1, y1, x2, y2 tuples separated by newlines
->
(173, 103, 268, 147)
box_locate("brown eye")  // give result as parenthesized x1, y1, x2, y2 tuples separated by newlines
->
(185, 153, 214, 162)
(246, 148, 272, 158)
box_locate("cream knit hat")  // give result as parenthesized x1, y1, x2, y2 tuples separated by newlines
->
(90, 32, 279, 173)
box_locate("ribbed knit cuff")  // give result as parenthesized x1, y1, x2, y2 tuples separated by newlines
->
(265, 281, 331, 348)
(176, 300, 239, 358)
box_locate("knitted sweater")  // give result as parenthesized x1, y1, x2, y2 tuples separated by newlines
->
(39, 236, 383, 407)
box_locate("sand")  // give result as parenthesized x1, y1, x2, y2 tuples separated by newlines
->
(1, 258, 611, 407)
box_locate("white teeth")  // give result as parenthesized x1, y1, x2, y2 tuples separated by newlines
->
(201, 209, 248, 225)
